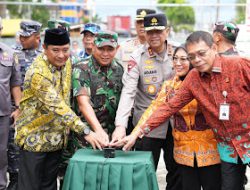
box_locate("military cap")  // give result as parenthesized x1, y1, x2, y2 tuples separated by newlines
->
(144, 13, 167, 31)
(94, 31, 118, 48)
(213, 21, 239, 43)
(47, 19, 71, 32)
(80, 23, 101, 34)
(136, 9, 156, 21)
(44, 28, 70, 46)
(18, 20, 42, 37)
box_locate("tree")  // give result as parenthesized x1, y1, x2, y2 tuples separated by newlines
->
(235, 0, 246, 24)
(7, 0, 52, 27)
(158, 0, 195, 32)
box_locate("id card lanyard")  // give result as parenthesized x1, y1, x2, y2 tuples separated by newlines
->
(219, 91, 230, 120)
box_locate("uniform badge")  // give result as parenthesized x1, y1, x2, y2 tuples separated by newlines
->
(127, 60, 137, 72)
(140, 10, 147, 17)
(150, 17, 158, 26)
(144, 77, 151, 83)
(144, 65, 154, 70)
(147, 85, 156, 94)
(152, 76, 157, 82)
(145, 59, 153, 64)
(14, 53, 19, 65)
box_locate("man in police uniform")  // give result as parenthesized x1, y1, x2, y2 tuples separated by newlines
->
(213, 21, 240, 55)
(111, 13, 181, 190)
(116, 9, 156, 135)
(7, 20, 42, 190)
(0, 17, 22, 190)
(116, 8, 156, 70)
(79, 23, 101, 58)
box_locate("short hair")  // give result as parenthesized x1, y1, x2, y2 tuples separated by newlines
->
(185, 31, 214, 48)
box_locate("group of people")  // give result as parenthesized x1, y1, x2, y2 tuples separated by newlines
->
(0, 7, 249, 190)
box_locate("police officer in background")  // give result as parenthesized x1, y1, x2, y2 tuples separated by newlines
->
(110, 13, 181, 190)
(79, 23, 101, 58)
(116, 8, 156, 70)
(0, 17, 22, 190)
(7, 20, 42, 190)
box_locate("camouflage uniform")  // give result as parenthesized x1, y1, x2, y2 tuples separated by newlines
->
(59, 56, 123, 172)
(7, 20, 42, 190)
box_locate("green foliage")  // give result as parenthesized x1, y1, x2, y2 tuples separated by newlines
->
(158, 0, 195, 32)
(235, 0, 246, 24)
(7, 0, 52, 27)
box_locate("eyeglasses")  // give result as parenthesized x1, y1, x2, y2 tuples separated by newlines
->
(172, 56, 189, 64)
(188, 48, 210, 61)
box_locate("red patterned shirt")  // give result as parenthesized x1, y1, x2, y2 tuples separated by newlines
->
(137, 55, 250, 164)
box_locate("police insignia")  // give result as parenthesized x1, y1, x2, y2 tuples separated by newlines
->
(127, 60, 136, 72)
(151, 17, 158, 26)
(14, 54, 19, 65)
(147, 85, 156, 94)
(145, 59, 153, 64)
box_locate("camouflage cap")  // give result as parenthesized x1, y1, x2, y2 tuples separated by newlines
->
(81, 23, 101, 34)
(144, 13, 167, 31)
(213, 21, 239, 43)
(136, 9, 156, 21)
(47, 19, 71, 32)
(18, 20, 42, 37)
(94, 31, 118, 48)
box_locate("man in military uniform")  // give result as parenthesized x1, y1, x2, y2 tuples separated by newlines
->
(7, 20, 42, 190)
(111, 13, 181, 190)
(0, 17, 22, 190)
(72, 31, 123, 140)
(116, 8, 156, 70)
(79, 23, 101, 58)
(213, 21, 240, 55)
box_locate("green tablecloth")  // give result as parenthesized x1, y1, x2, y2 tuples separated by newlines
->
(62, 149, 159, 190)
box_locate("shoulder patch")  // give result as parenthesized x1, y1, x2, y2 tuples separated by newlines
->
(127, 60, 137, 72)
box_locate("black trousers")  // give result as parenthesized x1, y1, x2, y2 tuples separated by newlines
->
(135, 127, 182, 190)
(179, 159, 221, 190)
(18, 149, 61, 190)
(221, 159, 247, 190)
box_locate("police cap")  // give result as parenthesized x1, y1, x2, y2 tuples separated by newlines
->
(136, 9, 156, 21)
(144, 13, 167, 31)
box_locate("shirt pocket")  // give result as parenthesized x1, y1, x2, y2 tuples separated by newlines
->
(0, 60, 12, 79)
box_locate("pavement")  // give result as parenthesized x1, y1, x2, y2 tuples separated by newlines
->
(156, 154, 250, 190)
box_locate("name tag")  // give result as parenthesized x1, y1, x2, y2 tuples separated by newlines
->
(219, 103, 230, 120)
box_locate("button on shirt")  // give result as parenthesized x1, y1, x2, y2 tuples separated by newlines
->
(0, 42, 21, 116)
(137, 55, 250, 164)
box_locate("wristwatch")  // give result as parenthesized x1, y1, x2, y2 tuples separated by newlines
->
(15, 105, 20, 109)
(83, 127, 90, 136)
